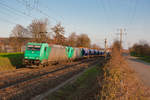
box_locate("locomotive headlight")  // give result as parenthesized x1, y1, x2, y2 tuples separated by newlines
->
(36, 57, 39, 59)
(25, 57, 28, 58)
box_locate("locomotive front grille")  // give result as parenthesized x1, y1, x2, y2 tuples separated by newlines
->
(23, 59, 40, 65)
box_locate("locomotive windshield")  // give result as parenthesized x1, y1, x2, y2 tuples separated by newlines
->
(27, 45, 41, 51)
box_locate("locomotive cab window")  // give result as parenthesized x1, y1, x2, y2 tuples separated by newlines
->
(68, 48, 70, 52)
(27, 45, 41, 51)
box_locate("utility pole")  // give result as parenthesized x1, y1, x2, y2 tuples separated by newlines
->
(104, 38, 107, 58)
(119, 28, 123, 48)
(104, 38, 107, 52)
(117, 28, 127, 51)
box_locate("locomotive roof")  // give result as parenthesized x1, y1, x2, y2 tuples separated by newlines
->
(27, 42, 48, 46)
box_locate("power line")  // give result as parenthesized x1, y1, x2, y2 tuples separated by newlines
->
(0, 1, 35, 19)
(0, 16, 17, 25)
(104, 38, 107, 51)
(96, 0, 107, 21)
(0, 3, 31, 19)
(128, 0, 138, 26)
(0, 9, 27, 25)
(16, 0, 58, 23)
(0, 2, 18, 24)
(96, 0, 112, 29)
(16, 0, 80, 32)
(0, 1, 35, 25)
(23, 0, 39, 9)
(34, 0, 64, 21)
(0, 0, 58, 24)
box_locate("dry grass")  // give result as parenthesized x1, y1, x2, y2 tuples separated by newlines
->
(0, 57, 16, 71)
(97, 47, 150, 100)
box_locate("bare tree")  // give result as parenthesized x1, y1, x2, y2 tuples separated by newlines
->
(67, 32, 78, 47)
(130, 40, 150, 56)
(28, 19, 49, 43)
(51, 23, 66, 45)
(76, 34, 91, 48)
(10, 24, 29, 52)
(91, 43, 101, 49)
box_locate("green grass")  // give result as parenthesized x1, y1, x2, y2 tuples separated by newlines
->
(130, 52, 150, 63)
(0, 52, 24, 71)
(45, 65, 101, 100)
(138, 56, 150, 63)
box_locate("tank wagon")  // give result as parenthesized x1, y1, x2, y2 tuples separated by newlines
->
(23, 42, 104, 67)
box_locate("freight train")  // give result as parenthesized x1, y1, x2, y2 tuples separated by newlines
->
(23, 42, 104, 67)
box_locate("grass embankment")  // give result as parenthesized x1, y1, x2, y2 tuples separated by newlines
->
(45, 64, 103, 100)
(44, 48, 150, 100)
(0, 52, 24, 71)
(98, 49, 150, 100)
(130, 52, 150, 63)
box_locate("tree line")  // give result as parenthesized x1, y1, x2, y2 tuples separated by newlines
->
(8, 19, 100, 52)
(129, 41, 150, 57)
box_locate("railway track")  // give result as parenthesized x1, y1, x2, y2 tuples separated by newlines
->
(0, 56, 104, 100)
(0, 57, 95, 89)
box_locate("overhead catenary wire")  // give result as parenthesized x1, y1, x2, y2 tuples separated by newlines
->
(0, 16, 17, 25)
(30, 0, 64, 21)
(0, 3, 32, 20)
(16, 0, 82, 35)
(0, 1, 19, 24)
(96, 0, 111, 48)
(128, 0, 138, 26)
(0, 1, 35, 19)
(16, 0, 59, 23)
(96, 0, 109, 23)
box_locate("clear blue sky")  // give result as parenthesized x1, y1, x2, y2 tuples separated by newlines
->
(0, 0, 150, 49)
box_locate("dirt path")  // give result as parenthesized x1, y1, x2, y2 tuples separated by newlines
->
(126, 55, 150, 87)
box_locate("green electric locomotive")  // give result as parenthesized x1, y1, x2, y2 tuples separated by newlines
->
(23, 42, 76, 66)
